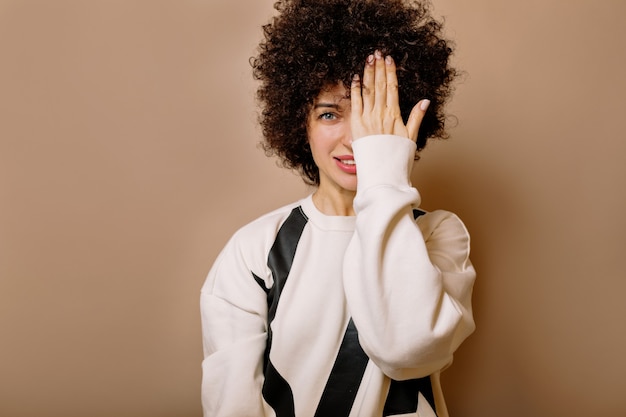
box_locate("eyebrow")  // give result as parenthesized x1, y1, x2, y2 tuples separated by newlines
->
(313, 103, 340, 109)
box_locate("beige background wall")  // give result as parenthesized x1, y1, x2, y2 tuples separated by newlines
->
(1, 1, 624, 416)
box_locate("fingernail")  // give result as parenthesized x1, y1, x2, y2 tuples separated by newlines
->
(366, 54, 375, 65)
(374, 50, 382, 59)
(352, 74, 360, 82)
(420, 99, 431, 111)
(385, 55, 393, 65)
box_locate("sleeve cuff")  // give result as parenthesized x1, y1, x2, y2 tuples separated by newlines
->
(352, 134, 417, 192)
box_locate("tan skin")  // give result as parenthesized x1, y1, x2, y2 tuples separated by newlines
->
(307, 50, 430, 216)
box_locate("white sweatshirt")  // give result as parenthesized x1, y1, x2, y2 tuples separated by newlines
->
(200, 135, 476, 417)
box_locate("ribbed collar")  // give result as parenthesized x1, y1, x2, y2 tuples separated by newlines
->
(299, 194, 356, 232)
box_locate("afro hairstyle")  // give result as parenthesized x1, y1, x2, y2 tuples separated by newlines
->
(251, 0, 458, 185)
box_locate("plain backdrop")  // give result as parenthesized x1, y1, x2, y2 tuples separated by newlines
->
(1, 1, 625, 416)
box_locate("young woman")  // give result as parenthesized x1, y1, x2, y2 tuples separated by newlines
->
(200, 1, 476, 416)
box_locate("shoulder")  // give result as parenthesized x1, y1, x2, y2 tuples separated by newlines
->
(203, 199, 306, 293)
(220, 199, 308, 271)
(417, 209, 470, 238)
(416, 209, 472, 268)
(230, 199, 304, 247)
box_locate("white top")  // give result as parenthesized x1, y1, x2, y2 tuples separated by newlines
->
(200, 134, 476, 417)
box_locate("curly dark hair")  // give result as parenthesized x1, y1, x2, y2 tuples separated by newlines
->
(251, 0, 458, 185)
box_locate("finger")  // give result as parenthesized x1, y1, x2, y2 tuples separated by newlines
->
(384, 55, 401, 119)
(361, 53, 375, 111)
(373, 50, 387, 116)
(350, 74, 363, 118)
(406, 99, 430, 141)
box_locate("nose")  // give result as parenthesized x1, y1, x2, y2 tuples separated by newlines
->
(342, 123, 354, 149)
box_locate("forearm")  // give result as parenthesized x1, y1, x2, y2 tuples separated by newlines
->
(344, 135, 475, 379)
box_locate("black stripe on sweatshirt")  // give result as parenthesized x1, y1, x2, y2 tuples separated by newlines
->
(266, 207, 308, 324)
(314, 318, 370, 417)
(413, 208, 426, 219)
(383, 376, 436, 416)
(262, 359, 296, 417)
(258, 206, 308, 417)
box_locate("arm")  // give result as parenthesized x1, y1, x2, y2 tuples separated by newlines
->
(344, 134, 475, 380)
(200, 235, 269, 416)
(344, 51, 475, 380)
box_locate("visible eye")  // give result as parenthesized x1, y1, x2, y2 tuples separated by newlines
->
(319, 112, 337, 120)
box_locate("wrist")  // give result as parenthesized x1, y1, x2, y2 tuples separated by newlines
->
(353, 135, 416, 191)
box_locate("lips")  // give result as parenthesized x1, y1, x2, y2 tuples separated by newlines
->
(334, 155, 357, 174)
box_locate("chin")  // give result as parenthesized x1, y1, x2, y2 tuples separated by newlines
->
(340, 180, 358, 193)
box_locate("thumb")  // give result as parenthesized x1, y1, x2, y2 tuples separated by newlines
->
(406, 99, 430, 142)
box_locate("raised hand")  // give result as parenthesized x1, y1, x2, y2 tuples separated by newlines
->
(350, 50, 430, 142)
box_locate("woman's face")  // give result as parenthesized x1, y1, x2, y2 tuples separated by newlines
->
(307, 83, 357, 196)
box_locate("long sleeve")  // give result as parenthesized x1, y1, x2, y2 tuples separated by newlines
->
(200, 231, 271, 417)
(343, 134, 476, 381)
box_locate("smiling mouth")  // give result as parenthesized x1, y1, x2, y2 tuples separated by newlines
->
(336, 158, 355, 165)
(334, 156, 357, 174)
